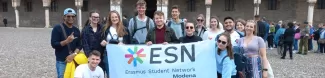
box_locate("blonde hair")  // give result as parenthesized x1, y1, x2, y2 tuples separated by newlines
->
(245, 20, 257, 35)
(102, 10, 127, 37)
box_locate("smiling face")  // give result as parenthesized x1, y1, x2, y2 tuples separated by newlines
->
(185, 23, 195, 36)
(217, 35, 228, 50)
(210, 18, 218, 29)
(64, 13, 76, 24)
(110, 12, 120, 25)
(88, 55, 101, 68)
(224, 19, 235, 31)
(137, 5, 146, 15)
(90, 13, 100, 24)
(171, 8, 180, 19)
(245, 22, 256, 35)
(154, 14, 165, 27)
(196, 17, 204, 26)
(236, 22, 245, 32)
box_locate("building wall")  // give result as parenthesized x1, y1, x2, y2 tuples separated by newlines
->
(1, 0, 325, 27)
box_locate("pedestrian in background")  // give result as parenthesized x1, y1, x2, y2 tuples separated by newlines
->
(3, 17, 7, 27)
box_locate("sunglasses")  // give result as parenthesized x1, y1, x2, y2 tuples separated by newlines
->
(92, 16, 100, 18)
(197, 19, 204, 22)
(66, 16, 75, 18)
(186, 26, 194, 29)
(217, 40, 227, 45)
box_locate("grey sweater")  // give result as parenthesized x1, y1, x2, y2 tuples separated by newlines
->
(300, 26, 310, 37)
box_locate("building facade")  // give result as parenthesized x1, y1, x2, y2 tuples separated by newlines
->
(0, 0, 324, 28)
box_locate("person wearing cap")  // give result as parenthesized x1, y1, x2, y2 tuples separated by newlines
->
(51, 8, 82, 78)
(74, 50, 104, 78)
(298, 21, 310, 55)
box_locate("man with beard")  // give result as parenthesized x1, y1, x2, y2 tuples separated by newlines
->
(223, 17, 244, 46)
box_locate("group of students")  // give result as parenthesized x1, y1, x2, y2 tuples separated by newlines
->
(50, 0, 273, 78)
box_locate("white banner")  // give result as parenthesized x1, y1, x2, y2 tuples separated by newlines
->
(106, 40, 217, 78)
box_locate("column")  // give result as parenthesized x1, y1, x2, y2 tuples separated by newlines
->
(45, 8, 50, 28)
(43, 0, 51, 28)
(75, 0, 83, 30)
(12, 0, 21, 28)
(205, 0, 212, 28)
(254, 0, 261, 16)
(157, 0, 168, 20)
(307, 0, 317, 25)
(110, 0, 122, 18)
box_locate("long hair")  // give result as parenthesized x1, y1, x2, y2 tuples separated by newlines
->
(217, 33, 234, 59)
(244, 20, 257, 36)
(210, 16, 220, 29)
(102, 10, 128, 37)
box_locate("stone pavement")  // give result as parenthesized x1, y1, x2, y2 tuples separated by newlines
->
(0, 27, 324, 78)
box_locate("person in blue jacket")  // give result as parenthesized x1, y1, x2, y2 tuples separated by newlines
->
(215, 33, 237, 78)
(274, 24, 286, 48)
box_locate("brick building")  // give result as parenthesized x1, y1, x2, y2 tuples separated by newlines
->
(0, 0, 324, 28)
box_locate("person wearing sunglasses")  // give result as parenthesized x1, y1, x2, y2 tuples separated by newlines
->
(179, 22, 203, 43)
(237, 20, 270, 78)
(194, 14, 207, 38)
(215, 33, 237, 78)
(51, 8, 82, 78)
(202, 16, 224, 40)
(146, 11, 179, 45)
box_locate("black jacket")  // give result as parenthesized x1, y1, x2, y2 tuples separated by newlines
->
(146, 26, 179, 44)
(179, 35, 203, 43)
(257, 21, 266, 37)
(101, 27, 131, 44)
(314, 28, 323, 40)
(283, 28, 295, 42)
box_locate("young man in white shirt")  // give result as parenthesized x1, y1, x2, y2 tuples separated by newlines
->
(74, 50, 104, 78)
(223, 17, 244, 46)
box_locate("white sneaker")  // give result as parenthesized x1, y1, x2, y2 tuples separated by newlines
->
(293, 50, 297, 53)
(270, 48, 273, 50)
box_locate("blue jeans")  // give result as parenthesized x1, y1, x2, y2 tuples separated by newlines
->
(293, 39, 298, 50)
(104, 55, 109, 77)
(56, 61, 66, 78)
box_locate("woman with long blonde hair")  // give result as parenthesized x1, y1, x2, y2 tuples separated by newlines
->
(100, 10, 130, 77)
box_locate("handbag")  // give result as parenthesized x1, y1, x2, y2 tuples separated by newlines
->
(294, 33, 300, 39)
(267, 61, 274, 78)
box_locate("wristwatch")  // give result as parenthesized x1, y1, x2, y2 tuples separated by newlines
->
(263, 68, 268, 71)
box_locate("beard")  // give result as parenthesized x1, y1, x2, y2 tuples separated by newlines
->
(225, 27, 233, 32)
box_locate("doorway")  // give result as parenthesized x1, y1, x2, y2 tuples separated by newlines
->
(145, 0, 157, 19)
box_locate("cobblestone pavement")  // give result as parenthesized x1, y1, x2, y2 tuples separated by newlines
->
(0, 27, 324, 78)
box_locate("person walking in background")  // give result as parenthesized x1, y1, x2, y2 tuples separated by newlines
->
(267, 22, 275, 50)
(3, 17, 7, 27)
(255, 15, 267, 41)
(281, 22, 295, 59)
(293, 22, 300, 53)
(318, 24, 325, 54)
(298, 21, 310, 55)
(195, 14, 207, 38)
(274, 24, 286, 48)
(179, 22, 202, 43)
(313, 23, 324, 53)
(275, 20, 283, 33)
(308, 24, 314, 52)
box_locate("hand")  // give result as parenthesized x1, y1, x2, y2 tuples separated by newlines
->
(101, 40, 107, 46)
(163, 42, 168, 45)
(65, 54, 76, 63)
(66, 32, 75, 43)
(263, 71, 268, 78)
(146, 41, 152, 46)
(208, 37, 213, 40)
(118, 42, 124, 45)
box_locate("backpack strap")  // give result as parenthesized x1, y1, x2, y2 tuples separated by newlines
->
(221, 56, 228, 64)
(181, 22, 185, 35)
(60, 24, 72, 54)
(132, 17, 137, 38)
(146, 17, 150, 32)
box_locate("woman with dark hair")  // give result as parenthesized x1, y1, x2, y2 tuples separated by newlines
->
(100, 10, 130, 77)
(81, 10, 106, 73)
(235, 18, 246, 33)
(215, 33, 237, 78)
(281, 22, 295, 59)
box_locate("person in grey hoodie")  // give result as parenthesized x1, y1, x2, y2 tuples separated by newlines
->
(298, 21, 310, 55)
(128, 0, 155, 44)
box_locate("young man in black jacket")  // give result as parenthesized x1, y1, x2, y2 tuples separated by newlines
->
(179, 22, 202, 43)
(255, 15, 266, 39)
(281, 22, 295, 59)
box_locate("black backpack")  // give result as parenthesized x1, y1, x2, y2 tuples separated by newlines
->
(232, 46, 247, 78)
(130, 17, 150, 44)
(167, 19, 185, 36)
